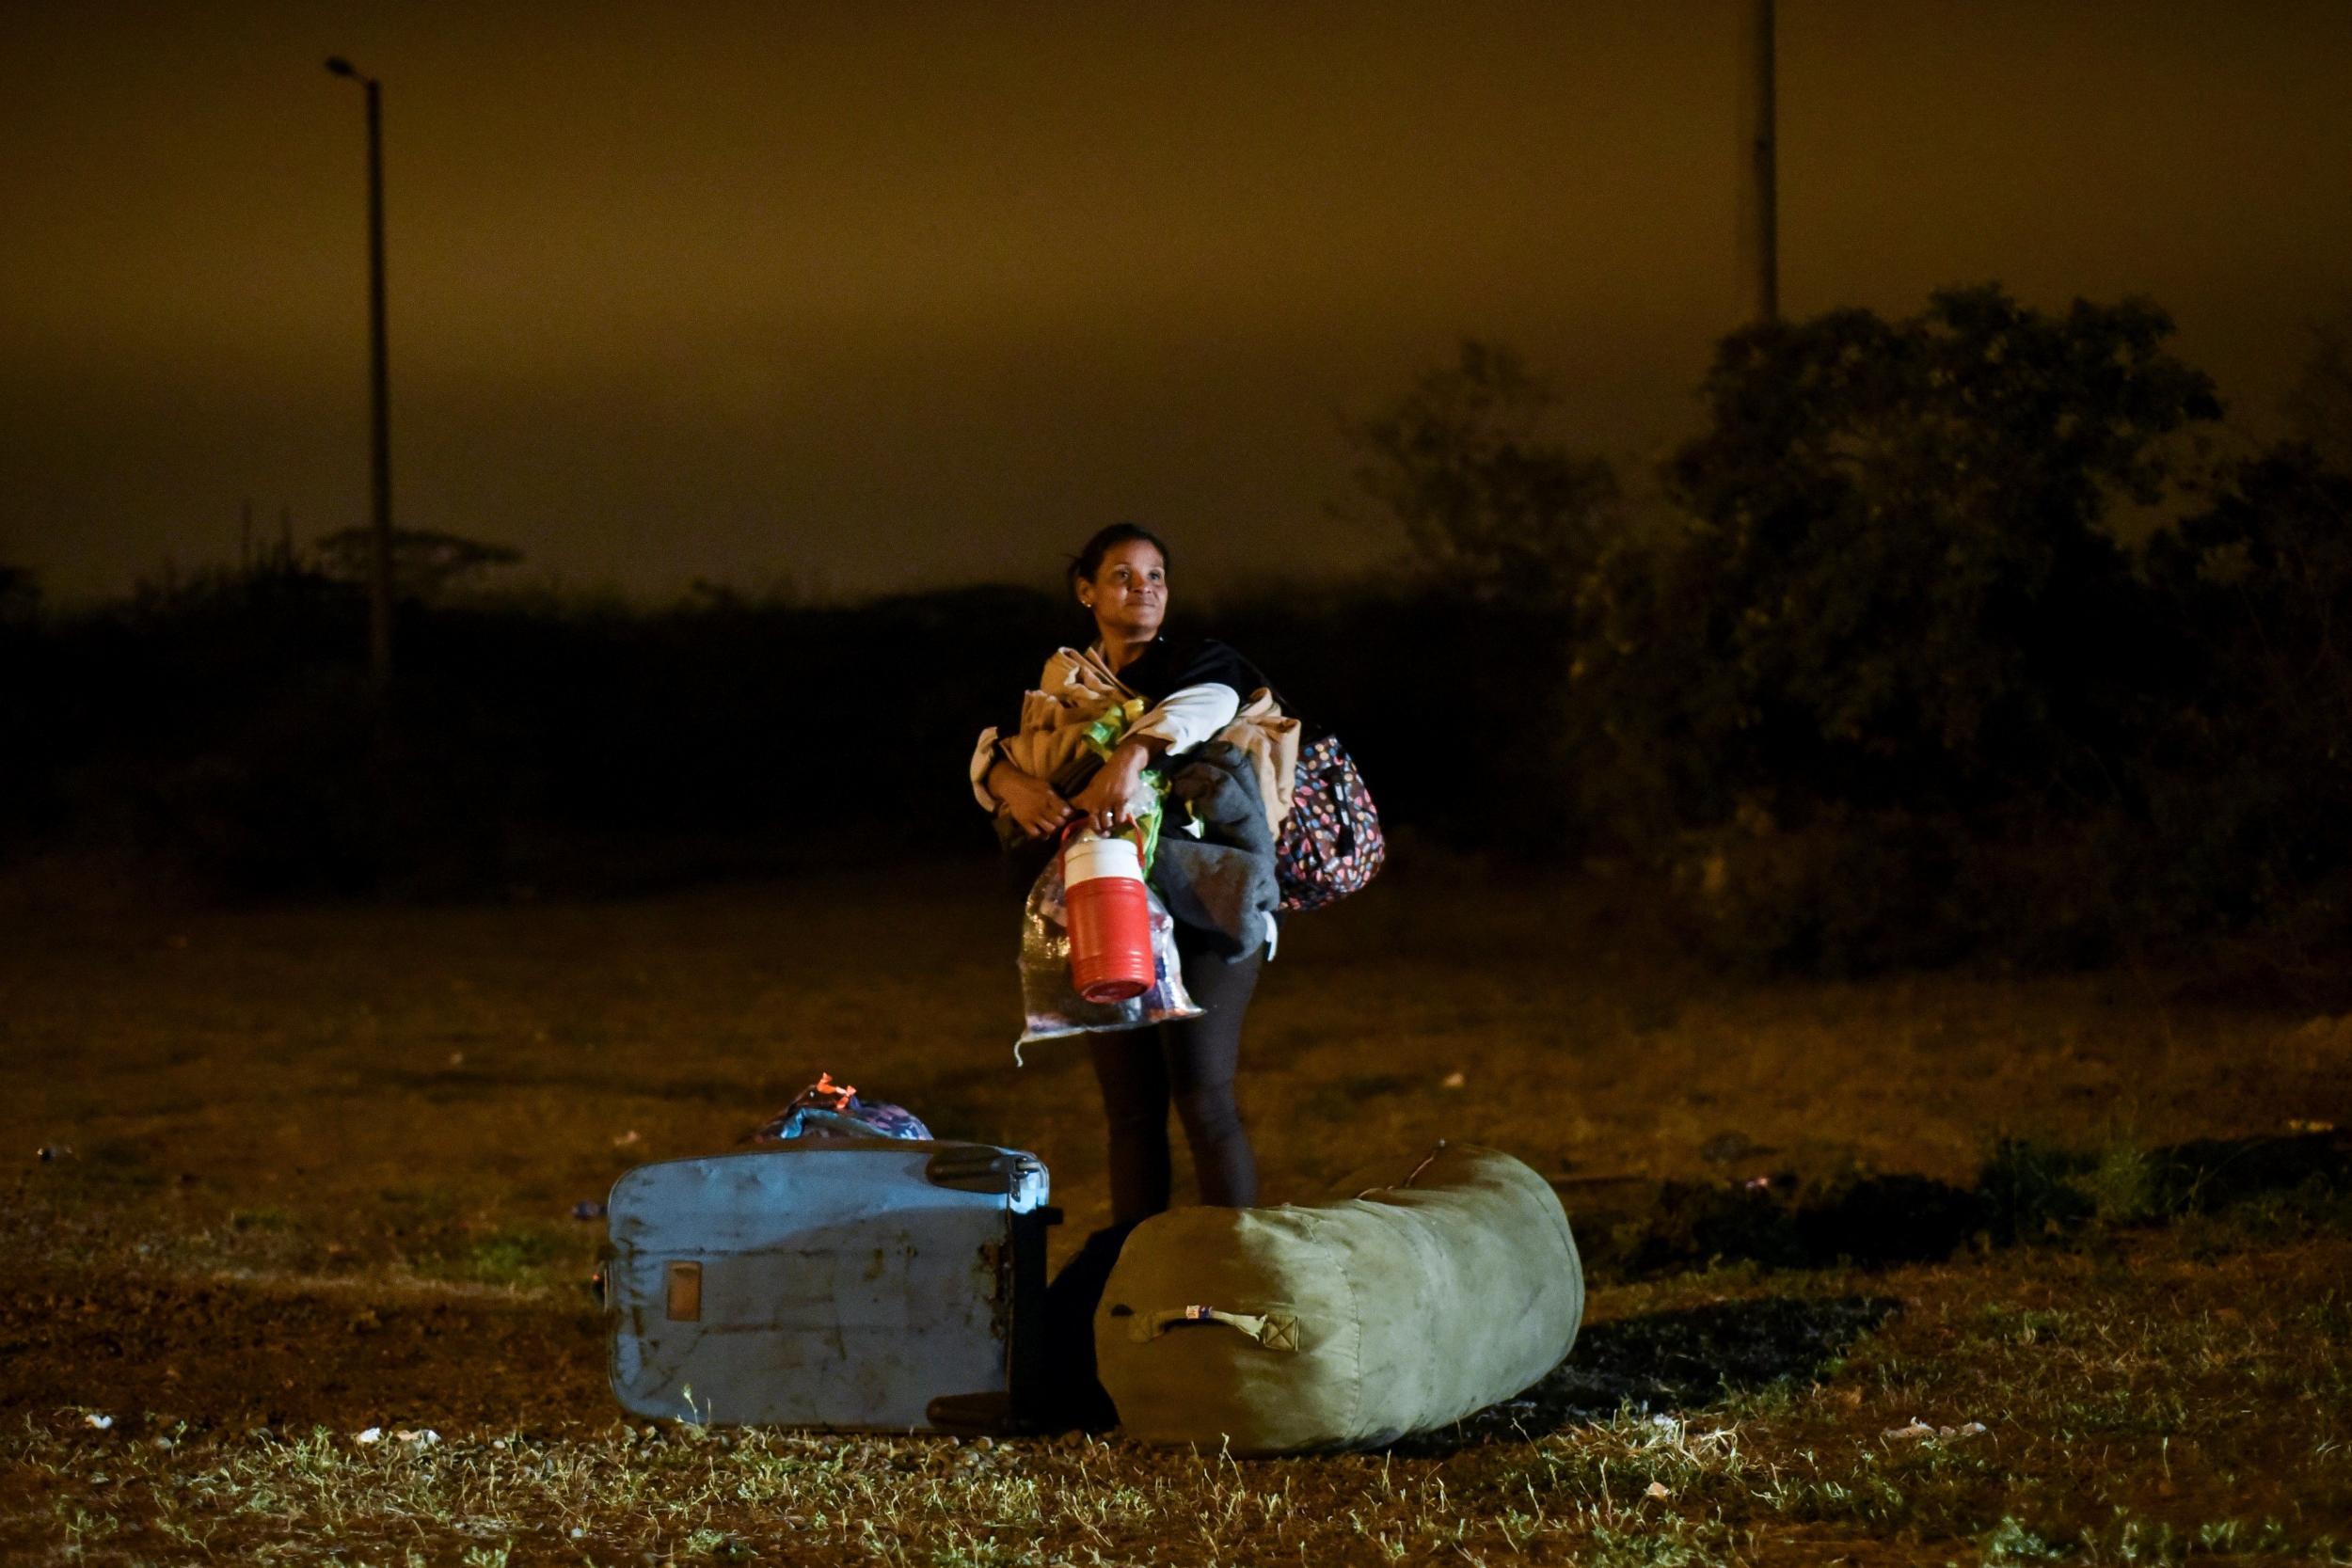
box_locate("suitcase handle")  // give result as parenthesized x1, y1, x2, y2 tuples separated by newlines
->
(924, 1148, 1044, 1196)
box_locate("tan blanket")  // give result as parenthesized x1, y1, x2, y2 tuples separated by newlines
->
(997, 647, 1137, 793)
(1214, 689, 1301, 833)
(999, 648, 1301, 836)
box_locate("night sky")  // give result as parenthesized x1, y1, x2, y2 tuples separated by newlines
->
(6, 2, 2350, 606)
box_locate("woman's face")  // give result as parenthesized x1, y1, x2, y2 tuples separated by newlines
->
(1079, 539, 1168, 641)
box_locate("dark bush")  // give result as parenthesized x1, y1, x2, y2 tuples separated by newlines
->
(2137, 446, 2352, 949)
(1567, 286, 2241, 967)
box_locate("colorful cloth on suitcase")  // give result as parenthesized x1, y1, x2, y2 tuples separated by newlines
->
(752, 1072, 932, 1143)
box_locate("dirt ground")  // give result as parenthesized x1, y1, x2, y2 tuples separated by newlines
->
(4, 865, 2349, 1565)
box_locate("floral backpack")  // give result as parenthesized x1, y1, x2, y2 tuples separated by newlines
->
(1274, 734, 1385, 912)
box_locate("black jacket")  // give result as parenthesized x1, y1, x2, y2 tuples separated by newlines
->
(1153, 741, 1280, 959)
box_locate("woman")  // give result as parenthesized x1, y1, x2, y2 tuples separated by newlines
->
(970, 523, 1271, 1226)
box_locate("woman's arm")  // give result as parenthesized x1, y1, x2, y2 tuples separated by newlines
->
(986, 754, 1077, 839)
(1068, 733, 1168, 830)
(1067, 677, 1244, 830)
(1126, 683, 1242, 753)
(968, 728, 1006, 811)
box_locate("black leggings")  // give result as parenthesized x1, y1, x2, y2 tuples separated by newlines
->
(1087, 927, 1263, 1226)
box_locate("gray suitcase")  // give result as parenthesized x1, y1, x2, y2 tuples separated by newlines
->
(604, 1140, 1054, 1433)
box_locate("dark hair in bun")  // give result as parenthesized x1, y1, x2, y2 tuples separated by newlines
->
(1068, 522, 1170, 588)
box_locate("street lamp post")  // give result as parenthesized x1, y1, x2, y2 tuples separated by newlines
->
(326, 55, 395, 690)
(1742, 0, 1779, 324)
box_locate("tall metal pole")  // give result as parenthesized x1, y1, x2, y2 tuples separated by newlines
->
(329, 57, 395, 689)
(362, 75, 394, 689)
(1745, 0, 1780, 323)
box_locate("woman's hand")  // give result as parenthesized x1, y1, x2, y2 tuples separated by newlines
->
(990, 762, 1075, 840)
(1070, 741, 1150, 833)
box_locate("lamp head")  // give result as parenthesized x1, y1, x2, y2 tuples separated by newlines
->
(325, 56, 358, 78)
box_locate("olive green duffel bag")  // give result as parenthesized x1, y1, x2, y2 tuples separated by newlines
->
(1093, 1142, 1582, 1453)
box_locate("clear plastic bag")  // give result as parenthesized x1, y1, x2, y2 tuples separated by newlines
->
(1018, 847, 1200, 1050)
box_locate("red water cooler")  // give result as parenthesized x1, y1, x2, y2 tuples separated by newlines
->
(1063, 832, 1155, 1004)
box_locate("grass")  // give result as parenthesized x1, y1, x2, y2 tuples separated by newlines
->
(3, 864, 2350, 1563)
(8, 1237, 2349, 1565)
(440, 1225, 570, 1289)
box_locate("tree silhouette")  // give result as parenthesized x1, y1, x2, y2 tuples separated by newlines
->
(1348, 339, 1621, 604)
(312, 528, 522, 603)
